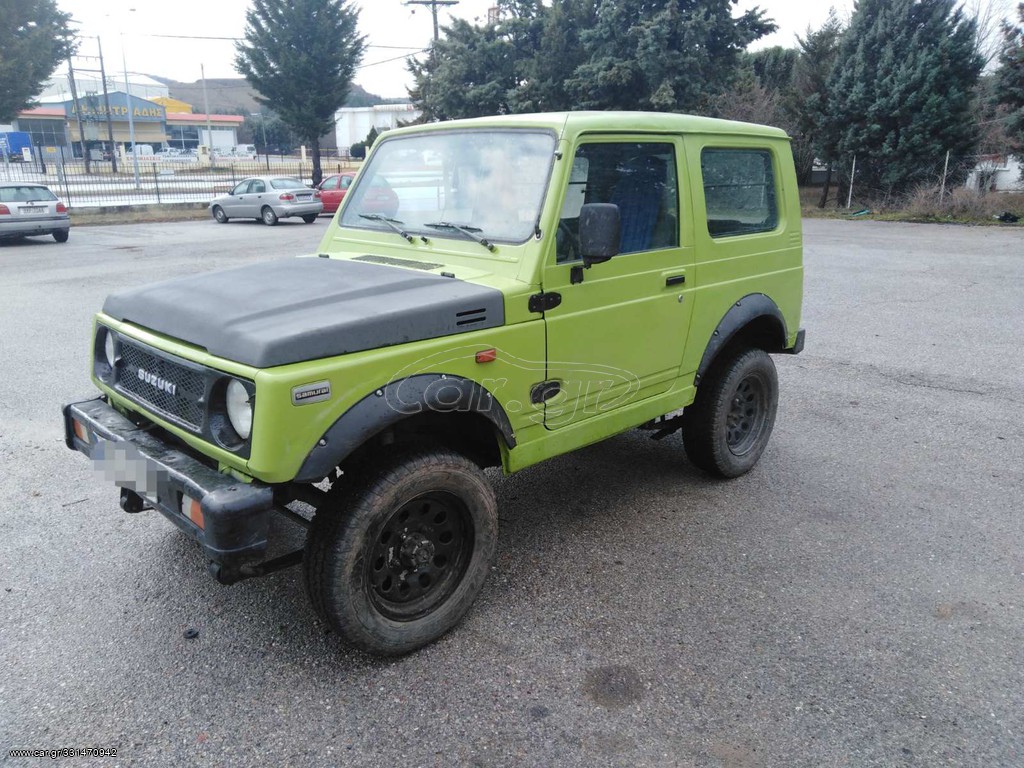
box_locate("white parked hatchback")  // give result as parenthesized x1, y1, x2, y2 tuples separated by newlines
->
(0, 183, 70, 243)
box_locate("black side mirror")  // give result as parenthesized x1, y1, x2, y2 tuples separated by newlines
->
(579, 203, 620, 268)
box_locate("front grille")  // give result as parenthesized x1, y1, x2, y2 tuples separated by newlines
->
(116, 341, 206, 430)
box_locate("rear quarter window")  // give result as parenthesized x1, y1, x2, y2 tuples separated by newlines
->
(701, 149, 778, 238)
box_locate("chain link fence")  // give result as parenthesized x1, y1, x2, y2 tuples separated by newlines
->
(0, 149, 361, 207)
(810, 151, 1024, 212)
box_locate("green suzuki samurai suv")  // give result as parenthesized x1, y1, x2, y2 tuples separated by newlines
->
(63, 112, 804, 655)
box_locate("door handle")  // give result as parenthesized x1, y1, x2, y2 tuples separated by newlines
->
(665, 275, 686, 287)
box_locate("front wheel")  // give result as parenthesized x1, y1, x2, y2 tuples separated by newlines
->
(261, 206, 279, 226)
(682, 348, 778, 478)
(301, 214, 318, 224)
(212, 205, 228, 224)
(304, 445, 498, 655)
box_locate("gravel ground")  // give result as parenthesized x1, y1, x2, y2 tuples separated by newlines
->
(1, 218, 1022, 767)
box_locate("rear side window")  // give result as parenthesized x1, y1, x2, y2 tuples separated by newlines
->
(701, 149, 777, 238)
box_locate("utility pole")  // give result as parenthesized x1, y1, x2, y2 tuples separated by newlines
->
(405, 0, 459, 42)
(96, 37, 118, 172)
(121, 41, 141, 189)
(67, 59, 90, 173)
(201, 63, 214, 156)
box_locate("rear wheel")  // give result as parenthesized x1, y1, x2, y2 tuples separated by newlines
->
(304, 445, 498, 655)
(212, 205, 228, 224)
(52, 229, 69, 243)
(302, 214, 317, 224)
(683, 348, 778, 478)
(261, 206, 279, 226)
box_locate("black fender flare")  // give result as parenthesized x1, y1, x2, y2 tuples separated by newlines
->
(294, 374, 516, 483)
(695, 293, 788, 385)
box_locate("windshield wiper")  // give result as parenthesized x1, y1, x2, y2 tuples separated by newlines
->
(423, 221, 495, 252)
(359, 213, 414, 243)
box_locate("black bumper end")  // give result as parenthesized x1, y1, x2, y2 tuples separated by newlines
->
(785, 328, 806, 355)
(62, 397, 273, 569)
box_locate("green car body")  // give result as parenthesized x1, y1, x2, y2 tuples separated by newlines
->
(64, 112, 803, 654)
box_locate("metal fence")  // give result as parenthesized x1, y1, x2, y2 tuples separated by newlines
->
(0, 149, 362, 207)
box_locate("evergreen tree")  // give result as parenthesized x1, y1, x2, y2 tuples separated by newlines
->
(824, 0, 984, 197)
(511, 0, 597, 112)
(567, 0, 775, 112)
(0, 0, 76, 122)
(235, 0, 365, 185)
(789, 11, 845, 198)
(409, 0, 547, 120)
(995, 3, 1024, 154)
(746, 46, 798, 93)
(409, 0, 775, 119)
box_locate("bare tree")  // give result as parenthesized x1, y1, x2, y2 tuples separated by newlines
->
(962, 0, 1019, 68)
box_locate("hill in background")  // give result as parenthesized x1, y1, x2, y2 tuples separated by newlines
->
(148, 76, 402, 151)
(150, 76, 394, 114)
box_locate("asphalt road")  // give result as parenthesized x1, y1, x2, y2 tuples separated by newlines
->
(1, 218, 1022, 767)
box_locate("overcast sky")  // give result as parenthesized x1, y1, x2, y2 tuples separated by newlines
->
(65, 0, 1003, 100)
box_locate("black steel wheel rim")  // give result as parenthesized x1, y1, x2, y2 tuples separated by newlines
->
(366, 492, 474, 621)
(725, 374, 768, 456)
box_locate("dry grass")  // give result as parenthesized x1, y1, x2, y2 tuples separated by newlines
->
(69, 205, 210, 227)
(901, 185, 1024, 223)
(800, 184, 1024, 226)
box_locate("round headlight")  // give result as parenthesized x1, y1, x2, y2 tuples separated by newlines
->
(104, 330, 116, 368)
(226, 380, 253, 440)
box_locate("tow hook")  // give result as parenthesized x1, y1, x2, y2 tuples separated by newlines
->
(120, 488, 150, 513)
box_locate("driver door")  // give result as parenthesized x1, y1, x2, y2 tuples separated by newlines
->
(541, 137, 694, 429)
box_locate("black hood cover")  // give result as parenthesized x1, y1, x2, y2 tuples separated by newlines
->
(103, 257, 505, 368)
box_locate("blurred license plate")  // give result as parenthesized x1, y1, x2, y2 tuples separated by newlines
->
(21, 207, 47, 214)
(92, 439, 165, 497)
(297, 194, 311, 200)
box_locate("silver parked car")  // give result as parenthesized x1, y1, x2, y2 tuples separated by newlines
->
(0, 182, 70, 243)
(209, 176, 322, 226)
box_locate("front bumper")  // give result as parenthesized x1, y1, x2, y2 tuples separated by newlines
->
(63, 397, 273, 570)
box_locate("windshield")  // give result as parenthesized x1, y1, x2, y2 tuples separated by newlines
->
(340, 130, 556, 245)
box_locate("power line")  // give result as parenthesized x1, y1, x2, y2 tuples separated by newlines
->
(358, 50, 429, 69)
(137, 33, 423, 50)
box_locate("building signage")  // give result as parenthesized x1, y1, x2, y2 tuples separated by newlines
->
(71, 104, 164, 119)
(63, 93, 166, 123)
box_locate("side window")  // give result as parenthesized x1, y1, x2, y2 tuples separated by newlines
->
(557, 142, 678, 263)
(321, 176, 340, 191)
(340, 176, 353, 190)
(250, 180, 266, 194)
(231, 181, 251, 196)
(701, 149, 778, 238)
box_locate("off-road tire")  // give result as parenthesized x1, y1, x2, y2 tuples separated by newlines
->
(261, 206, 279, 226)
(52, 229, 69, 243)
(212, 206, 228, 224)
(683, 347, 778, 478)
(304, 445, 498, 655)
(302, 214, 318, 224)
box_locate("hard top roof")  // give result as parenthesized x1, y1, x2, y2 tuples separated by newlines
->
(386, 111, 790, 142)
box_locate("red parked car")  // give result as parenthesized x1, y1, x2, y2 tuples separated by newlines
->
(318, 172, 398, 217)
